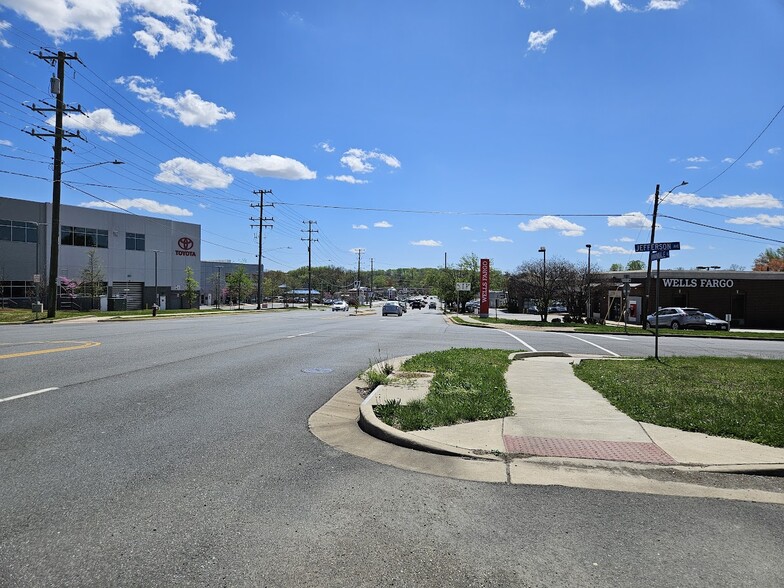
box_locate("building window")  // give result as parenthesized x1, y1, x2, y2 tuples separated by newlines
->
(0, 219, 38, 243)
(60, 225, 108, 248)
(126, 232, 145, 251)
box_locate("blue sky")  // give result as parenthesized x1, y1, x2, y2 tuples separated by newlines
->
(1, 0, 783, 275)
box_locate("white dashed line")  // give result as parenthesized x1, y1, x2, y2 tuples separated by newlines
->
(561, 334, 620, 357)
(287, 331, 316, 339)
(0, 387, 59, 404)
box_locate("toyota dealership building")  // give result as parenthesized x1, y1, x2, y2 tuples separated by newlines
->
(1, 196, 200, 310)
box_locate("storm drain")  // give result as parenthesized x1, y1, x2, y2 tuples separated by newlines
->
(503, 435, 677, 465)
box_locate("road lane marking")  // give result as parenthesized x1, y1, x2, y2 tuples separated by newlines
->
(592, 334, 628, 341)
(0, 387, 59, 404)
(561, 334, 621, 357)
(286, 331, 316, 339)
(499, 330, 537, 352)
(0, 340, 101, 360)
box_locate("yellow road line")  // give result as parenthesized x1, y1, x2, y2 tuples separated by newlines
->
(0, 340, 101, 359)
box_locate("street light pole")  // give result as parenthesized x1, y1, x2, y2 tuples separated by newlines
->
(538, 246, 546, 320)
(586, 243, 592, 320)
(153, 250, 160, 307)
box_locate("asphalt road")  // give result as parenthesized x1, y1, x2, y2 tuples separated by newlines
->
(1, 308, 783, 586)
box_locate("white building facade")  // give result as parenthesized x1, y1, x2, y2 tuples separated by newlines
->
(1, 196, 201, 310)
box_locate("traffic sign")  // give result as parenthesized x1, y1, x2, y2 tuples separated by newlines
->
(635, 241, 680, 253)
(650, 250, 670, 261)
(456, 282, 471, 291)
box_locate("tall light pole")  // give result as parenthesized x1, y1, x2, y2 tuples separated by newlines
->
(217, 266, 222, 309)
(538, 246, 546, 319)
(644, 180, 687, 320)
(152, 250, 160, 307)
(585, 243, 592, 320)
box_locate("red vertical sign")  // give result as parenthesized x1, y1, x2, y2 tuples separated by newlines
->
(479, 258, 490, 317)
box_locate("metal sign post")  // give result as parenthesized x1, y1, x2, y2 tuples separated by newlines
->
(635, 243, 679, 362)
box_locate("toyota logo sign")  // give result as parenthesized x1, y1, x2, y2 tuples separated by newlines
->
(176, 236, 196, 257)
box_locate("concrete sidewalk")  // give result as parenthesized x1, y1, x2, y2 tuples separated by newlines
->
(360, 353, 784, 475)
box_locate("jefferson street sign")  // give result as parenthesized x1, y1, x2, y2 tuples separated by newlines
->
(635, 241, 680, 252)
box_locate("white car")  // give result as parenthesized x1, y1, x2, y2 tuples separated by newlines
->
(331, 300, 349, 312)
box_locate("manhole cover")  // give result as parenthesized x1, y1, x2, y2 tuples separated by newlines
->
(301, 368, 333, 374)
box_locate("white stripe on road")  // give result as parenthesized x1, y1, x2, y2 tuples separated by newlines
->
(499, 330, 537, 352)
(561, 334, 620, 357)
(592, 334, 628, 341)
(0, 387, 59, 404)
(287, 331, 316, 339)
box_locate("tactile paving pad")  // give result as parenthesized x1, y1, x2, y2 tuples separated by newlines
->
(503, 435, 677, 465)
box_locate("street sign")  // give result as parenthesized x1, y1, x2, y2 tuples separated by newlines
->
(650, 250, 670, 261)
(456, 282, 471, 291)
(33, 274, 41, 283)
(635, 241, 680, 253)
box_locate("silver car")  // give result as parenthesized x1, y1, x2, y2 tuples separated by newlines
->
(382, 302, 402, 316)
(645, 307, 706, 330)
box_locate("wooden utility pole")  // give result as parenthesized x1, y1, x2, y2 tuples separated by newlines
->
(27, 50, 83, 318)
(251, 189, 273, 310)
(301, 221, 318, 309)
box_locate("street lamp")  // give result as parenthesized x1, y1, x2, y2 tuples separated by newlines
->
(538, 246, 546, 317)
(585, 244, 592, 320)
(152, 250, 160, 307)
(46, 159, 125, 318)
(216, 266, 222, 309)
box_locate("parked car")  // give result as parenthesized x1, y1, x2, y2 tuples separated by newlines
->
(465, 300, 480, 312)
(645, 307, 706, 330)
(428, 301, 437, 309)
(548, 305, 568, 313)
(703, 312, 730, 331)
(331, 300, 349, 312)
(382, 301, 403, 316)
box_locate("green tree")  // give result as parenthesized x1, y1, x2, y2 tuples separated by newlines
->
(79, 249, 106, 299)
(609, 263, 624, 271)
(225, 266, 253, 309)
(626, 260, 645, 271)
(183, 266, 199, 308)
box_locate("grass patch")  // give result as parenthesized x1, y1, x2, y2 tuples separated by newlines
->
(372, 348, 515, 431)
(573, 357, 784, 447)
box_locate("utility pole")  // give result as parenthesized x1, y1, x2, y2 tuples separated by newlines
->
(370, 258, 374, 308)
(27, 50, 83, 318)
(301, 220, 318, 309)
(355, 248, 365, 309)
(643, 183, 660, 322)
(251, 189, 273, 310)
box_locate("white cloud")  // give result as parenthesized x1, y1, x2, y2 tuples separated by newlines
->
(155, 157, 233, 190)
(681, 244, 695, 250)
(411, 240, 442, 247)
(582, 0, 630, 12)
(318, 141, 335, 153)
(746, 160, 764, 170)
(0, 20, 11, 48)
(647, 0, 686, 9)
(768, 147, 781, 155)
(340, 148, 401, 174)
(1, 1, 233, 60)
(0, 138, 12, 146)
(518, 215, 585, 236)
(599, 245, 633, 254)
(652, 191, 782, 209)
(80, 197, 192, 217)
(116, 76, 235, 127)
(617, 236, 635, 242)
(608, 212, 651, 228)
(727, 214, 784, 228)
(219, 154, 316, 180)
(722, 157, 736, 164)
(460, 226, 473, 231)
(527, 29, 557, 52)
(352, 224, 368, 230)
(687, 156, 708, 163)
(490, 236, 513, 243)
(685, 165, 700, 170)
(374, 221, 393, 228)
(326, 174, 368, 185)
(54, 108, 142, 137)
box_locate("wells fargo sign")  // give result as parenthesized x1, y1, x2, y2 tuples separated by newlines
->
(479, 258, 490, 316)
(662, 278, 734, 288)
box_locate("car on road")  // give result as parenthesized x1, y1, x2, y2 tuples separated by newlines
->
(645, 307, 706, 330)
(428, 301, 437, 309)
(703, 312, 730, 331)
(382, 302, 403, 316)
(410, 299, 424, 309)
(331, 300, 349, 312)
